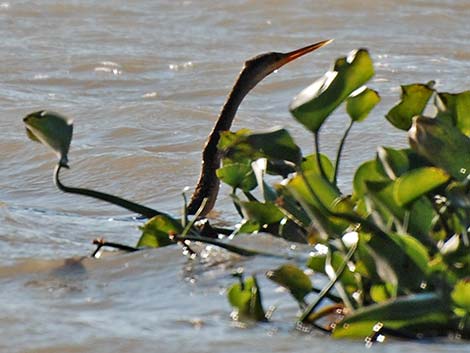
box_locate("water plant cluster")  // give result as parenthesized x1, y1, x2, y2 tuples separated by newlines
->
(23, 48, 470, 342)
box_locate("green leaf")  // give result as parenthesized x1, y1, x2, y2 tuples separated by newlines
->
(451, 279, 470, 314)
(409, 116, 470, 181)
(333, 293, 449, 338)
(301, 153, 335, 182)
(376, 147, 411, 180)
(227, 276, 266, 321)
(366, 231, 430, 291)
(393, 167, 450, 206)
(353, 160, 389, 199)
(240, 201, 284, 225)
(266, 264, 313, 303)
(385, 82, 435, 130)
(436, 91, 470, 136)
(290, 49, 374, 133)
(219, 128, 302, 165)
(137, 215, 182, 248)
(370, 283, 396, 303)
(306, 252, 327, 273)
(364, 181, 435, 243)
(287, 170, 349, 235)
(346, 87, 380, 122)
(23, 110, 73, 166)
(217, 162, 256, 192)
(246, 128, 302, 164)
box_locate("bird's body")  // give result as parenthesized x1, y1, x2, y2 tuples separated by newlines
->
(187, 39, 332, 216)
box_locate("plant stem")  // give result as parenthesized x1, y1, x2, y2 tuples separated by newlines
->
(314, 131, 328, 182)
(334, 120, 354, 185)
(54, 164, 165, 219)
(171, 234, 294, 259)
(299, 242, 357, 324)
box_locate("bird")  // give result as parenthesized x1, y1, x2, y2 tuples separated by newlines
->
(186, 39, 332, 216)
(24, 40, 331, 220)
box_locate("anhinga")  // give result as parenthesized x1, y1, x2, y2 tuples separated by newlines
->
(24, 40, 331, 219)
(187, 39, 332, 216)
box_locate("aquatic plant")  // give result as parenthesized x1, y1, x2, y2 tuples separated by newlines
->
(23, 47, 470, 342)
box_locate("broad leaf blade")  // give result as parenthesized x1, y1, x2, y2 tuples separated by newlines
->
(266, 264, 313, 303)
(290, 49, 374, 133)
(23, 110, 73, 166)
(137, 215, 182, 248)
(385, 82, 434, 130)
(393, 167, 449, 206)
(346, 87, 380, 122)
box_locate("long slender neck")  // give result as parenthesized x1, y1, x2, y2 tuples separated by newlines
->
(187, 69, 255, 216)
(54, 164, 164, 219)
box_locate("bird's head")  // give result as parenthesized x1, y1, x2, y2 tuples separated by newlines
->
(238, 39, 333, 93)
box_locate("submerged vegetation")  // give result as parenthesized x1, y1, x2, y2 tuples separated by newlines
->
(23, 47, 470, 342)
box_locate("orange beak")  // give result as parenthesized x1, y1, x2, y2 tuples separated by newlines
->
(278, 39, 333, 67)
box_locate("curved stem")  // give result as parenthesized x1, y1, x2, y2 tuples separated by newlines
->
(54, 164, 164, 219)
(334, 120, 354, 185)
(314, 131, 328, 182)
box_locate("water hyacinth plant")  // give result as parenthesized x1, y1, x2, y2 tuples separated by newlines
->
(23, 48, 469, 341)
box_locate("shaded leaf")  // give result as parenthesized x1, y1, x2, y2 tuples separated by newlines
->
(333, 293, 449, 338)
(385, 82, 434, 130)
(366, 231, 430, 291)
(436, 91, 470, 136)
(23, 110, 73, 166)
(227, 276, 266, 321)
(346, 87, 380, 122)
(137, 215, 182, 248)
(266, 264, 313, 303)
(409, 116, 470, 181)
(240, 201, 284, 225)
(290, 49, 374, 133)
(219, 128, 302, 164)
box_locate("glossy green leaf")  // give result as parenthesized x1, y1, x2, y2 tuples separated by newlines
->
(137, 215, 182, 248)
(290, 49, 374, 133)
(365, 181, 434, 243)
(409, 116, 470, 181)
(385, 82, 434, 130)
(333, 293, 449, 338)
(436, 91, 470, 136)
(240, 201, 284, 225)
(217, 162, 257, 192)
(451, 279, 470, 314)
(266, 264, 313, 303)
(393, 167, 450, 206)
(227, 276, 266, 321)
(346, 87, 380, 122)
(23, 110, 73, 167)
